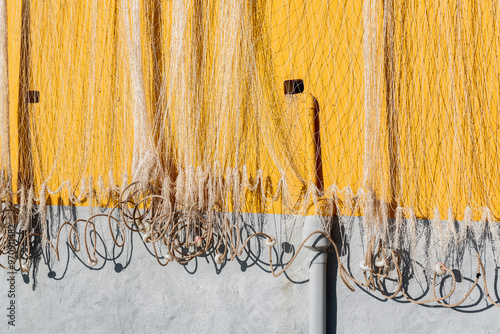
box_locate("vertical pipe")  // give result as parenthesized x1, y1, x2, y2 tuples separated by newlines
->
(303, 215, 330, 334)
(309, 250, 327, 334)
(305, 93, 323, 193)
(284, 80, 329, 334)
(303, 93, 329, 334)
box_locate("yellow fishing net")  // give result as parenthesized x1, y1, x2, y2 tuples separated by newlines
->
(0, 0, 500, 298)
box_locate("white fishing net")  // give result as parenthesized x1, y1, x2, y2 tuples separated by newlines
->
(0, 0, 499, 305)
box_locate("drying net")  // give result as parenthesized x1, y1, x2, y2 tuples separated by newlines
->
(1, 0, 500, 306)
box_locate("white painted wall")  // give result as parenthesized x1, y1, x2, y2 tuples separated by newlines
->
(1, 206, 499, 333)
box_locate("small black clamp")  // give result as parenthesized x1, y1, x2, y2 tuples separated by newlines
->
(284, 79, 304, 95)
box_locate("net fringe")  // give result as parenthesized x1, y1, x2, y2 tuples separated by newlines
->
(1, 170, 499, 264)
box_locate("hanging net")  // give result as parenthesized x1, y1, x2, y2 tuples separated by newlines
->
(1, 0, 500, 307)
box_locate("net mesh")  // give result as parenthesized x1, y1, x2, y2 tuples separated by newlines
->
(0, 0, 500, 295)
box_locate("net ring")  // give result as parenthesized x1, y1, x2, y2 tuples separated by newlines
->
(265, 237, 276, 247)
(375, 258, 386, 268)
(88, 257, 98, 267)
(435, 262, 447, 275)
(359, 260, 370, 272)
(215, 253, 225, 264)
(194, 236, 203, 248)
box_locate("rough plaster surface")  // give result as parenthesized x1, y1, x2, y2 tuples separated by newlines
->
(1, 206, 499, 333)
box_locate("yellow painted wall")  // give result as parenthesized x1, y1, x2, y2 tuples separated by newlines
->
(5, 1, 500, 220)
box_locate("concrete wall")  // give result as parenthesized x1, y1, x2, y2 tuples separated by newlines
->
(1, 206, 499, 333)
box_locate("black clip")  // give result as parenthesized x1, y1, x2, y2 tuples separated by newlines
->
(284, 79, 304, 95)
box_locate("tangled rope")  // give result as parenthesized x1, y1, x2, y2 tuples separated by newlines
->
(1, 185, 499, 310)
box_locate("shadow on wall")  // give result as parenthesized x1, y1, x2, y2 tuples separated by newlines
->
(17, 205, 500, 325)
(21, 205, 313, 283)
(338, 215, 500, 315)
